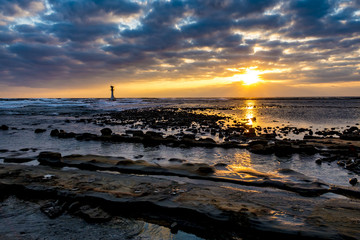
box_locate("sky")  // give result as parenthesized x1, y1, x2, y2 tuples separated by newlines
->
(0, 0, 359, 98)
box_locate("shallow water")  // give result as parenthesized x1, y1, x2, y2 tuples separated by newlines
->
(0, 98, 359, 187)
(1, 97, 360, 239)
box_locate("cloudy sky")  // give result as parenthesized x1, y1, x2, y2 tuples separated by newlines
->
(0, 0, 359, 97)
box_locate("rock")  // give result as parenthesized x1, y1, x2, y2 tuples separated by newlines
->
(126, 130, 144, 137)
(0, 149, 9, 153)
(50, 129, 59, 137)
(197, 138, 216, 145)
(40, 200, 66, 219)
(38, 151, 62, 166)
(214, 163, 228, 167)
(0, 125, 9, 130)
(315, 159, 322, 165)
(197, 166, 215, 174)
(3, 157, 35, 163)
(169, 158, 186, 163)
(349, 178, 358, 186)
(34, 128, 46, 133)
(134, 155, 144, 159)
(76, 205, 111, 223)
(100, 128, 112, 136)
(67, 201, 81, 213)
(170, 222, 179, 234)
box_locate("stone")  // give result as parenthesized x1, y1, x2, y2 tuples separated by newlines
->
(349, 178, 358, 186)
(38, 151, 62, 166)
(4, 157, 34, 163)
(76, 205, 111, 223)
(169, 158, 186, 163)
(0, 125, 9, 130)
(50, 129, 59, 137)
(125, 130, 144, 137)
(315, 159, 322, 165)
(40, 200, 66, 219)
(100, 128, 112, 136)
(34, 128, 46, 133)
(197, 166, 215, 174)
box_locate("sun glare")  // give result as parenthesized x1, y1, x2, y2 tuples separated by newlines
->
(240, 69, 261, 85)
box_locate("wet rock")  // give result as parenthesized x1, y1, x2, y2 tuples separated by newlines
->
(169, 158, 186, 163)
(34, 128, 46, 133)
(76, 133, 98, 141)
(0, 149, 9, 153)
(3, 157, 35, 163)
(214, 163, 228, 167)
(315, 159, 322, 165)
(67, 201, 81, 213)
(0, 125, 9, 130)
(182, 134, 196, 142)
(76, 205, 111, 223)
(125, 130, 144, 137)
(197, 138, 216, 146)
(349, 178, 358, 186)
(38, 151, 62, 166)
(170, 222, 179, 234)
(134, 155, 144, 159)
(249, 144, 274, 154)
(50, 129, 59, 137)
(197, 166, 215, 174)
(40, 200, 66, 219)
(58, 131, 76, 138)
(20, 148, 30, 151)
(100, 128, 112, 136)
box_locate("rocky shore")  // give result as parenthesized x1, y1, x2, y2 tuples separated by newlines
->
(1, 107, 360, 239)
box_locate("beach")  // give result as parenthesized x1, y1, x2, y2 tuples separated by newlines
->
(1, 97, 360, 239)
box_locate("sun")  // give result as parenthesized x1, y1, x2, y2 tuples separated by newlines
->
(240, 69, 261, 85)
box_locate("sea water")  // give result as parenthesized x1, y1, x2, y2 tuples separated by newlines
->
(0, 97, 360, 239)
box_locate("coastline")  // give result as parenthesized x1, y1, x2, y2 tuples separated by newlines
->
(1, 98, 360, 239)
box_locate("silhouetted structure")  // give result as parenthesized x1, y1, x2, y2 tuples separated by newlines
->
(110, 86, 115, 101)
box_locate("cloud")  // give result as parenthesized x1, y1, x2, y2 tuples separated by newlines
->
(0, 0, 359, 94)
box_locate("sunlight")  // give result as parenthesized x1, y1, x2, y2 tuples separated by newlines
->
(240, 69, 262, 85)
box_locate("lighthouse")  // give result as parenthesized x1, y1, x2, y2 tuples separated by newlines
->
(110, 86, 115, 101)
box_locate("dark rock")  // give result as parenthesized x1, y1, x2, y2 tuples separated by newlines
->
(0, 149, 8, 153)
(76, 133, 98, 141)
(249, 144, 274, 154)
(41, 200, 66, 219)
(349, 178, 358, 186)
(0, 125, 9, 130)
(197, 138, 216, 145)
(38, 151, 62, 166)
(169, 158, 186, 163)
(170, 222, 179, 234)
(34, 129, 46, 133)
(76, 205, 111, 223)
(315, 159, 322, 165)
(134, 155, 144, 159)
(67, 201, 81, 213)
(145, 131, 163, 138)
(4, 157, 35, 163)
(50, 129, 59, 137)
(197, 166, 215, 174)
(125, 130, 144, 137)
(100, 128, 112, 136)
(214, 163, 228, 167)
(19, 148, 30, 151)
(58, 131, 76, 138)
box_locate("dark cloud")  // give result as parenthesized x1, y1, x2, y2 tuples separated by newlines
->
(0, 0, 42, 16)
(45, 0, 140, 23)
(0, 0, 359, 89)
